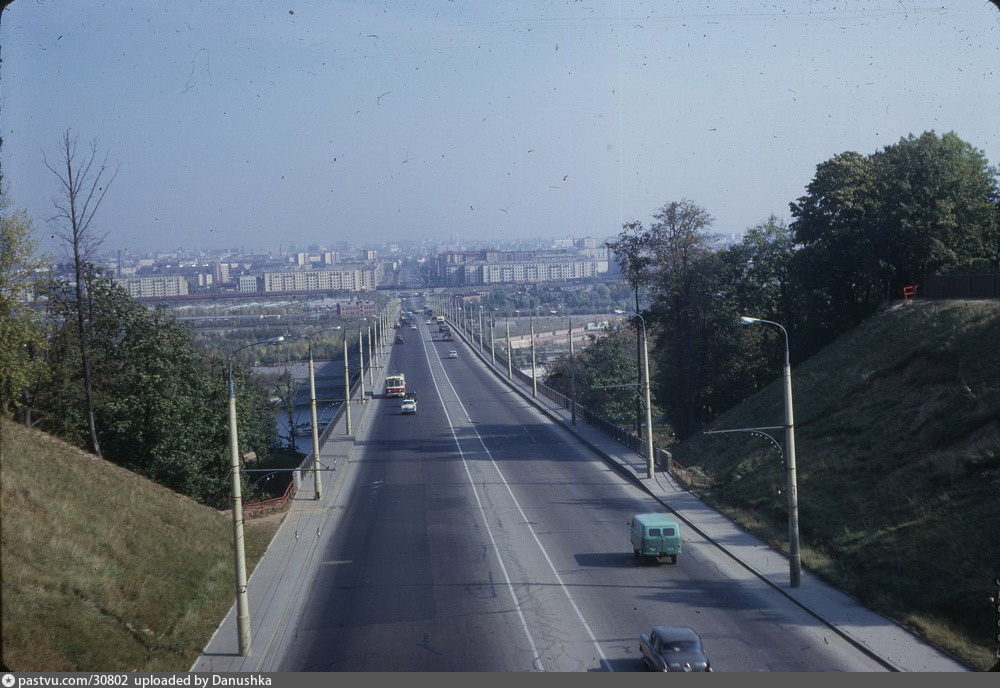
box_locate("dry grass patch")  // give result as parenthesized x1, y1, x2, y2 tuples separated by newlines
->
(672, 300, 1000, 670)
(1, 420, 282, 671)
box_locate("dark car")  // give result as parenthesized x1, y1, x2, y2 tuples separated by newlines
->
(639, 626, 712, 672)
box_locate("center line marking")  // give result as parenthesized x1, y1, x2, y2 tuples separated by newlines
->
(426, 333, 612, 671)
(418, 328, 545, 671)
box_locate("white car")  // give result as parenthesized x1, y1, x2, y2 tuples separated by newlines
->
(400, 399, 417, 414)
(448, 350, 458, 359)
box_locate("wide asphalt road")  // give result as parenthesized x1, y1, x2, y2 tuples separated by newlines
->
(277, 301, 885, 671)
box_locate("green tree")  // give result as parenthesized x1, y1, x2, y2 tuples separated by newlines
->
(545, 326, 640, 429)
(607, 221, 653, 313)
(790, 132, 998, 349)
(714, 216, 799, 388)
(788, 150, 880, 345)
(0, 199, 48, 419)
(989, 185, 1000, 274)
(35, 271, 277, 505)
(643, 200, 716, 438)
(872, 131, 997, 284)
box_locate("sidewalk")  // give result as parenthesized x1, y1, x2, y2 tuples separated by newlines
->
(191, 331, 397, 672)
(450, 322, 971, 672)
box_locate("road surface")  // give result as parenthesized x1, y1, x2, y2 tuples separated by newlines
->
(276, 303, 885, 671)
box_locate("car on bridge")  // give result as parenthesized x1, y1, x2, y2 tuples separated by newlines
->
(448, 350, 458, 359)
(400, 398, 417, 414)
(639, 626, 712, 672)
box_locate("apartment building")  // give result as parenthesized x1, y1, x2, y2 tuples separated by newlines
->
(261, 263, 381, 293)
(114, 275, 189, 298)
(435, 248, 609, 286)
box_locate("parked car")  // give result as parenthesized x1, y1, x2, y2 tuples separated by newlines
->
(639, 627, 712, 672)
(400, 398, 417, 414)
(629, 513, 682, 563)
(448, 350, 458, 359)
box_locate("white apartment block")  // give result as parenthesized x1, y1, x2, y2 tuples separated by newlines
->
(114, 275, 189, 298)
(238, 275, 260, 293)
(261, 263, 380, 293)
(476, 258, 607, 284)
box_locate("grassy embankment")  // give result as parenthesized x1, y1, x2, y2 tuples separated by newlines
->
(0, 420, 282, 671)
(669, 299, 1000, 670)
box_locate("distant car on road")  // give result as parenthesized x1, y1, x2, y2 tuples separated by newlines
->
(448, 350, 458, 359)
(639, 627, 712, 672)
(400, 398, 417, 414)
(394, 335, 404, 344)
(410, 325, 417, 330)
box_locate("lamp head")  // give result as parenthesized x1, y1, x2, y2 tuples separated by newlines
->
(739, 316, 758, 326)
(268, 335, 286, 344)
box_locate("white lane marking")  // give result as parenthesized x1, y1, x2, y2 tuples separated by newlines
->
(431, 336, 612, 671)
(418, 332, 545, 671)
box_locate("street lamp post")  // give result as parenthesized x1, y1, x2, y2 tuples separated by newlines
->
(505, 317, 513, 379)
(490, 309, 497, 365)
(357, 321, 366, 400)
(377, 312, 383, 360)
(306, 327, 341, 500)
(529, 312, 538, 397)
(740, 316, 801, 588)
(367, 323, 375, 388)
(227, 335, 285, 656)
(568, 318, 577, 426)
(342, 331, 352, 435)
(633, 314, 655, 479)
(471, 303, 478, 347)
(478, 304, 485, 353)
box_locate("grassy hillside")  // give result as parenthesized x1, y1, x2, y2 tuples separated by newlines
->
(671, 299, 1000, 670)
(0, 420, 281, 671)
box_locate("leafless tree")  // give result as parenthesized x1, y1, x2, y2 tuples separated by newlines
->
(43, 129, 118, 457)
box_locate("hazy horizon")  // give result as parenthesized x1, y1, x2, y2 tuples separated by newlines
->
(3, 1, 998, 255)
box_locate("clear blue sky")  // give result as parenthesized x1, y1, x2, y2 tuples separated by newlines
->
(2, 1, 998, 255)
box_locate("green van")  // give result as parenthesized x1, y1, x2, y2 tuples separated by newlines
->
(629, 513, 682, 564)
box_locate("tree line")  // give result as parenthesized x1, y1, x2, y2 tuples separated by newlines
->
(1, 131, 280, 506)
(548, 131, 999, 441)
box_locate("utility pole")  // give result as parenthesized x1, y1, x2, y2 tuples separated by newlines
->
(569, 318, 576, 426)
(343, 333, 352, 434)
(505, 318, 513, 379)
(358, 322, 366, 400)
(530, 315, 537, 397)
(367, 324, 375, 388)
(478, 305, 485, 352)
(489, 314, 496, 365)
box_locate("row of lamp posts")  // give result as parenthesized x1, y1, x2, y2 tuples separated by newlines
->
(225, 300, 399, 655)
(446, 296, 800, 589)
